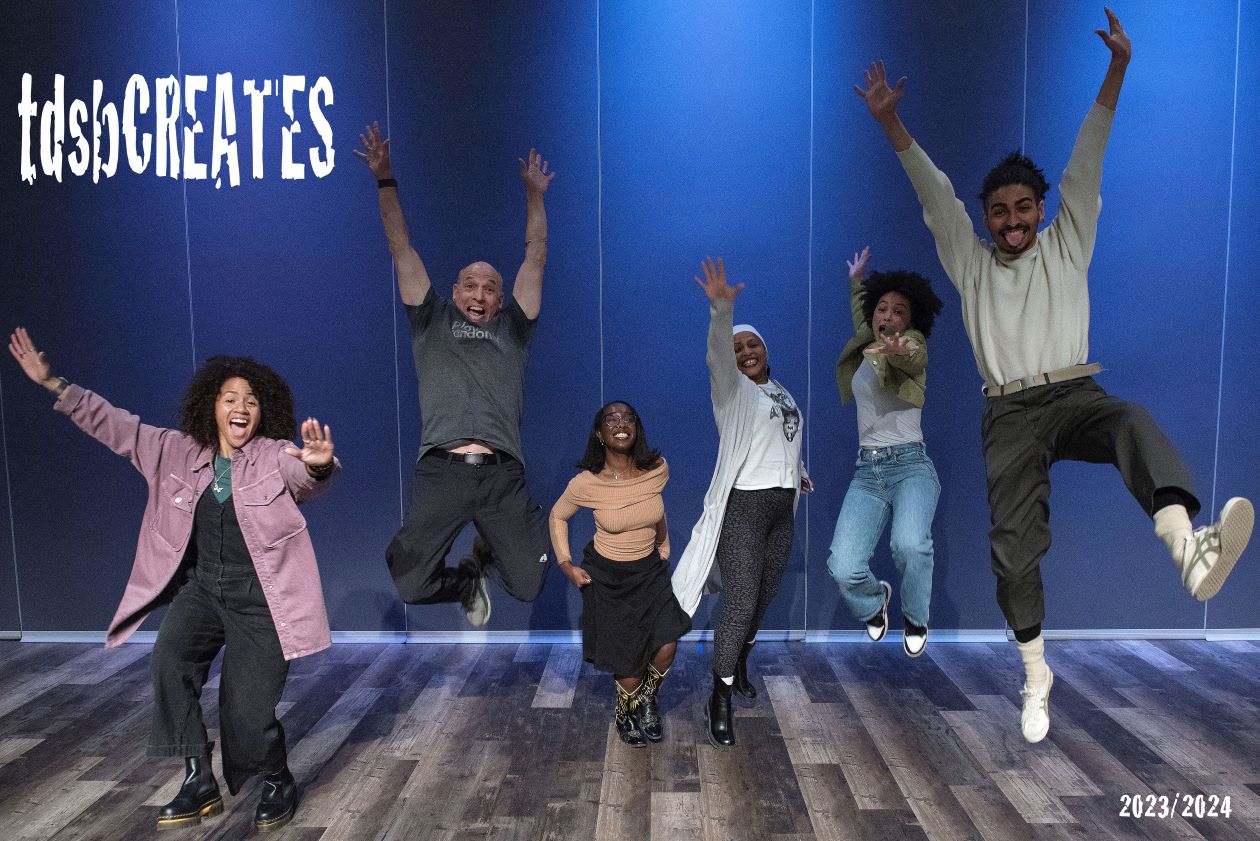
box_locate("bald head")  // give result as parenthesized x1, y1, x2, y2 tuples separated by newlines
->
(453, 261, 504, 323)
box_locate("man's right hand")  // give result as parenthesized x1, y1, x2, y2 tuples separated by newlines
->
(354, 121, 393, 180)
(853, 60, 906, 126)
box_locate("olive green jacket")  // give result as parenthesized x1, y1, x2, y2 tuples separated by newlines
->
(835, 273, 928, 408)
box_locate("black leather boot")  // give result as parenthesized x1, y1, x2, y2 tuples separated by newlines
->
(637, 664, 668, 743)
(733, 641, 757, 702)
(156, 751, 222, 830)
(704, 672, 735, 748)
(614, 681, 647, 748)
(254, 766, 298, 832)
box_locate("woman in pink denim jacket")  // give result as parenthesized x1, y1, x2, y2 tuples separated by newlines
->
(8, 328, 338, 833)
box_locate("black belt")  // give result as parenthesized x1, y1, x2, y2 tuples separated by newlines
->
(425, 449, 513, 465)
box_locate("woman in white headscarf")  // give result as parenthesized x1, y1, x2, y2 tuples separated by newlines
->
(672, 257, 810, 749)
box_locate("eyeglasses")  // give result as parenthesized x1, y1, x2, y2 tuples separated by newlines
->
(601, 412, 637, 427)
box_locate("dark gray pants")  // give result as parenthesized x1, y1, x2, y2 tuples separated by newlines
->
(981, 377, 1198, 631)
(387, 453, 550, 604)
(149, 560, 288, 795)
(713, 487, 796, 677)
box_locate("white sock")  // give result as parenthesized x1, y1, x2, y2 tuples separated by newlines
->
(720, 674, 734, 686)
(1154, 504, 1194, 565)
(1016, 636, 1049, 686)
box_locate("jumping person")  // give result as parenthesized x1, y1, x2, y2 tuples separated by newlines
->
(826, 247, 943, 656)
(855, 8, 1252, 743)
(356, 123, 556, 625)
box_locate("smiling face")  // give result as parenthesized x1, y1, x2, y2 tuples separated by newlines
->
(984, 183, 1044, 256)
(597, 402, 638, 455)
(214, 376, 260, 456)
(733, 331, 769, 384)
(872, 290, 912, 337)
(451, 261, 504, 323)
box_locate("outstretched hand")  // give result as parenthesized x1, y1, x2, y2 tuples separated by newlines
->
(519, 149, 555, 194)
(694, 257, 743, 303)
(284, 418, 335, 468)
(863, 331, 914, 357)
(8, 327, 57, 390)
(847, 246, 871, 280)
(1095, 7, 1130, 65)
(354, 121, 393, 179)
(853, 60, 906, 124)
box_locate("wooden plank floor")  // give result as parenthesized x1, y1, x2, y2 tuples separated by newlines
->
(0, 639, 1257, 841)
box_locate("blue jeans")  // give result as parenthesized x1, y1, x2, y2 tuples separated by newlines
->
(825, 442, 939, 627)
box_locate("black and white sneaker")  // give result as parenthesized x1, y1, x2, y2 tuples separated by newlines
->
(865, 580, 892, 641)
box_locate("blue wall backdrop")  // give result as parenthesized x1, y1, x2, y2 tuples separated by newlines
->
(1, 1, 1256, 640)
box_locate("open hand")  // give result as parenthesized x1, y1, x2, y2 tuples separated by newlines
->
(354, 121, 392, 179)
(847, 246, 871, 280)
(284, 417, 335, 467)
(519, 149, 555, 194)
(694, 257, 743, 303)
(1095, 7, 1130, 65)
(8, 328, 57, 390)
(863, 331, 914, 357)
(853, 60, 906, 124)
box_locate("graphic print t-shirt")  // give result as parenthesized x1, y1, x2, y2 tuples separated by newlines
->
(734, 379, 802, 491)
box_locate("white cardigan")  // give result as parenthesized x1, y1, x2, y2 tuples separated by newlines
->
(671, 297, 802, 615)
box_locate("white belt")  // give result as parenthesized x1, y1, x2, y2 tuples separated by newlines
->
(983, 363, 1101, 397)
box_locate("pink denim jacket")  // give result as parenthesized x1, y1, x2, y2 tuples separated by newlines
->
(55, 384, 338, 660)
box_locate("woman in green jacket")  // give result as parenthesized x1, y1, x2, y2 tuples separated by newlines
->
(827, 247, 943, 656)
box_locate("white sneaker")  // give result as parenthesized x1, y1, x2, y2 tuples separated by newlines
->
(865, 581, 892, 641)
(903, 624, 928, 658)
(1020, 669, 1053, 743)
(1181, 497, 1253, 601)
(462, 574, 492, 627)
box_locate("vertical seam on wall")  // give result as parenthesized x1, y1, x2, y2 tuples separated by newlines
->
(1207, 0, 1242, 633)
(596, 0, 605, 406)
(385, 0, 402, 526)
(175, 0, 197, 369)
(803, 0, 815, 641)
(1021, 0, 1029, 151)
(384, 0, 408, 636)
(0, 380, 22, 633)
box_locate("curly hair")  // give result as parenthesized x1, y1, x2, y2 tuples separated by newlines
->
(576, 400, 662, 474)
(180, 356, 297, 450)
(979, 150, 1050, 205)
(861, 270, 944, 338)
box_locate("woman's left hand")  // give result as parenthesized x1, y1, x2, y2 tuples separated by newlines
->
(863, 332, 913, 357)
(285, 417, 334, 467)
(800, 476, 815, 494)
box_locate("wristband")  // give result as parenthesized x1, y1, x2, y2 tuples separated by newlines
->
(376, 178, 397, 189)
(52, 377, 70, 398)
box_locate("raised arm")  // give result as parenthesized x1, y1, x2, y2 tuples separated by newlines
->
(695, 257, 745, 405)
(355, 121, 432, 307)
(512, 149, 555, 320)
(1093, 7, 1131, 111)
(854, 61, 912, 153)
(846, 247, 872, 336)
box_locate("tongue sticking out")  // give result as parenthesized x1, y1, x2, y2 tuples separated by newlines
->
(1003, 228, 1026, 249)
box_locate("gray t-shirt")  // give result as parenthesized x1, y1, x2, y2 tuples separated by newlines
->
(406, 288, 536, 463)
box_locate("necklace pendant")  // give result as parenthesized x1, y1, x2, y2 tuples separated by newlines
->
(212, 482, 222, 493)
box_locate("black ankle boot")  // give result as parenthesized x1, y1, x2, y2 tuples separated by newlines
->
(705, 672, 735, 748)
(733, 641, 757, 702)
(254, 766, 298, 832)
(614, 682, 647, 748)
(156, 752, 222, 830)
(638, 665, 668, 743)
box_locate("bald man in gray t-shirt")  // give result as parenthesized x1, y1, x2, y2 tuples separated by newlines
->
(358, 124, 556, 626)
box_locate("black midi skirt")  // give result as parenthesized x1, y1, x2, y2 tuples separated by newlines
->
(579, 542, 692, 675)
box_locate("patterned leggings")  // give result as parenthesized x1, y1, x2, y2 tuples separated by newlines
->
(712, 487, 796, 677)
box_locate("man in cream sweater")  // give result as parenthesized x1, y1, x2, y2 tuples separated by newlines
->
(856, 7, 1252, 744)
